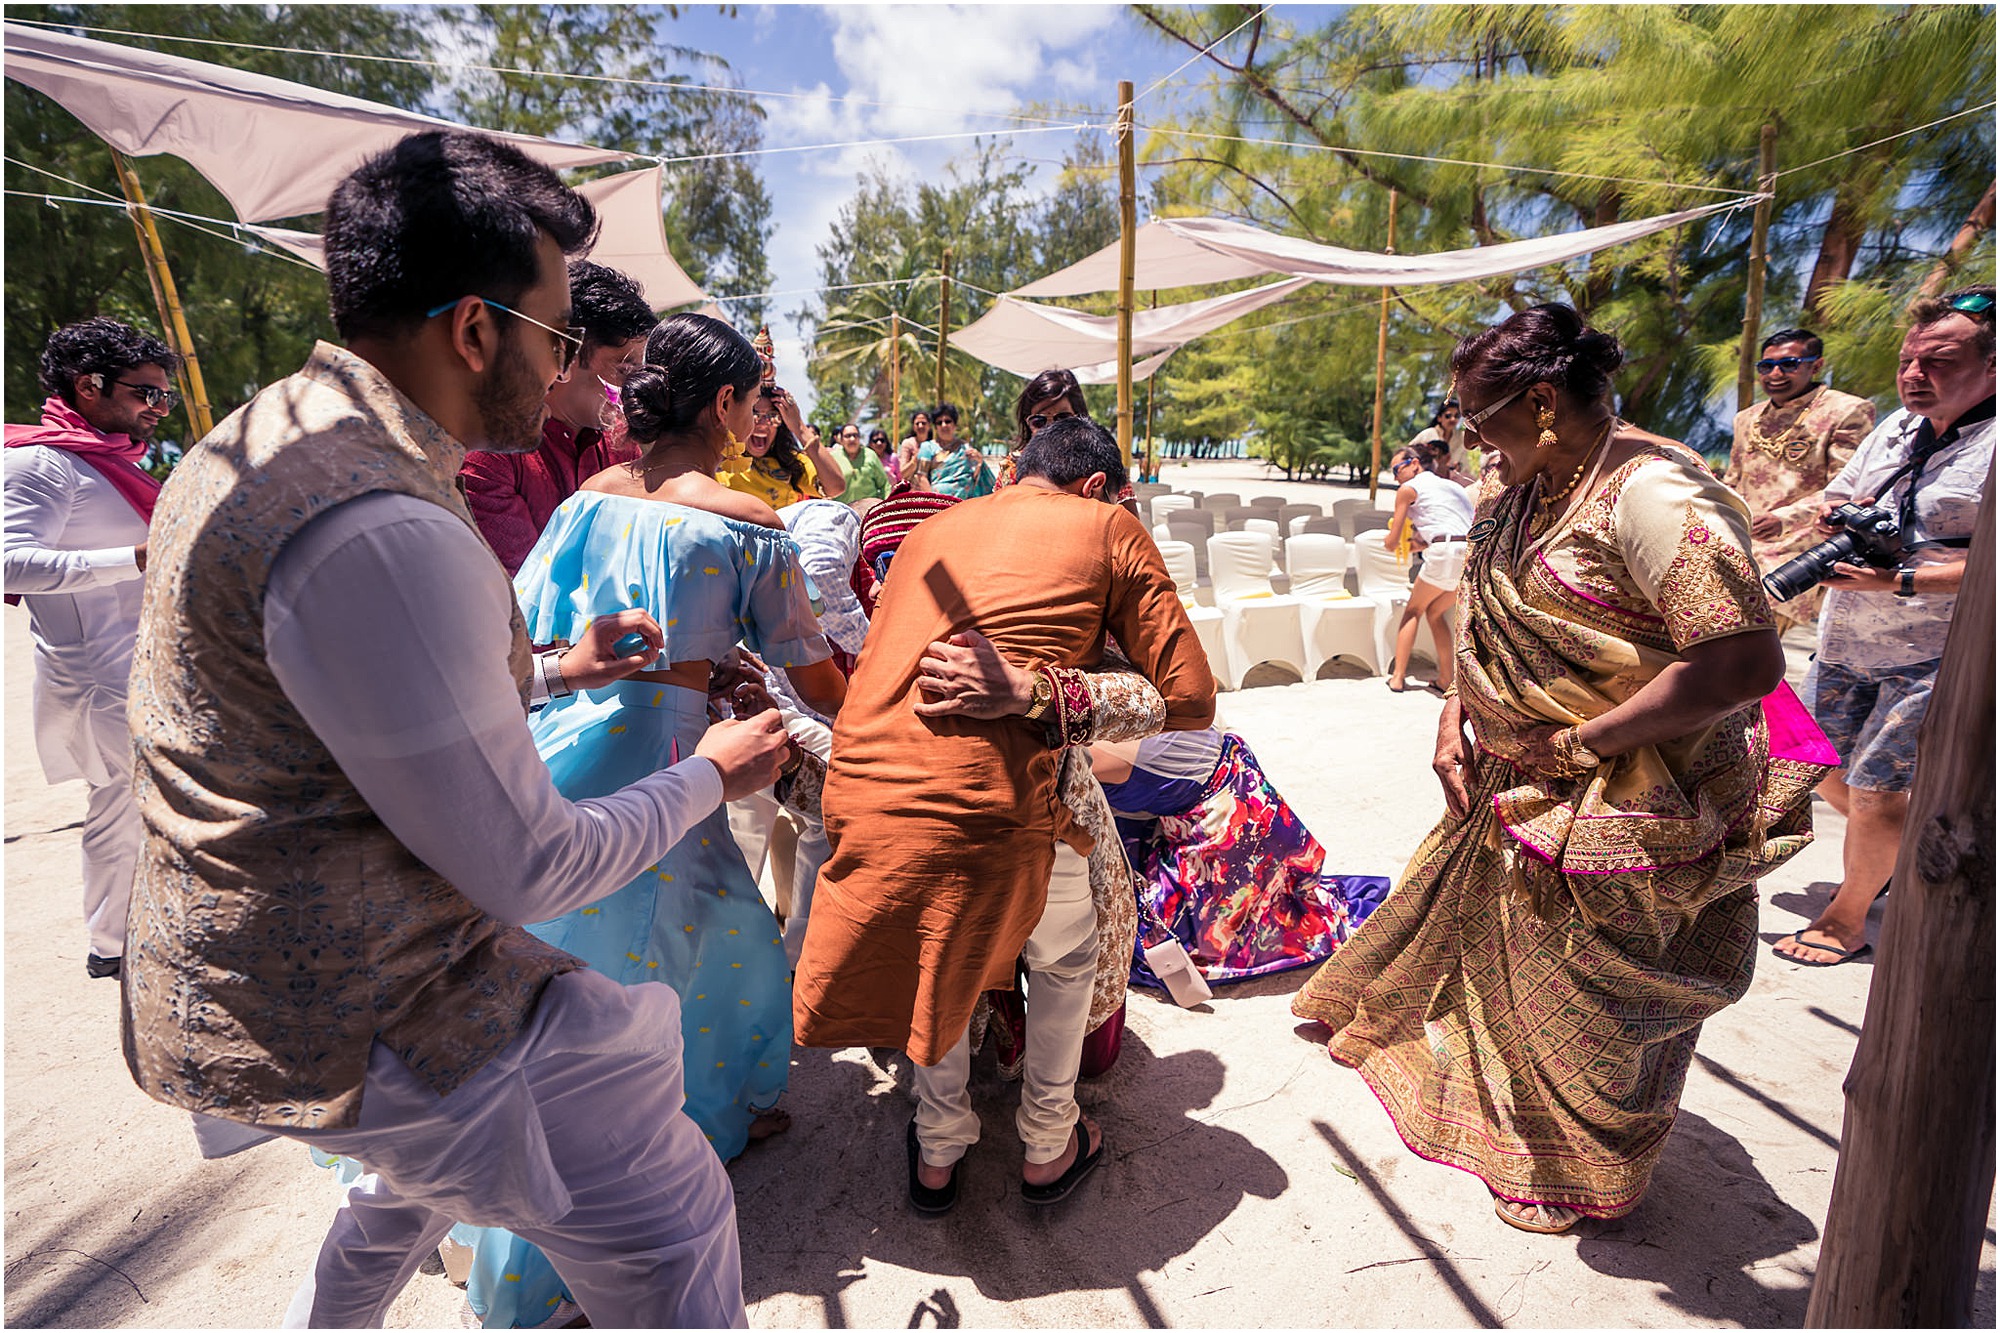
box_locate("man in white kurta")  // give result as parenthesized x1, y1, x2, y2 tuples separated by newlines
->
(3, 318, 178, 977)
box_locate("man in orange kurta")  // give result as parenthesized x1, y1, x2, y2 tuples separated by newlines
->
(794, 417, 1213, 1204)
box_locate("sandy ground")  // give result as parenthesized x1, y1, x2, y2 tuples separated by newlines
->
(5, 463, 1994, 1328)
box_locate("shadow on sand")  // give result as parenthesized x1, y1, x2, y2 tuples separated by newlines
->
(732, 1027, 1286, 1327)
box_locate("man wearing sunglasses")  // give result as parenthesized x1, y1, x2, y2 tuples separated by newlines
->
(4, 317, 179, 980)
(1773, 286, 1995, 970)
(461, 259, 657, 576)
(1723, 328, 1876, 629)
(119, 131, 789, 1326)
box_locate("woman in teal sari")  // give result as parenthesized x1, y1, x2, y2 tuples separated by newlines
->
(457, 313, 846, 1325)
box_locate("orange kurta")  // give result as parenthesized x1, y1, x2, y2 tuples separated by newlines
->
(794, 486, 1214, 1064)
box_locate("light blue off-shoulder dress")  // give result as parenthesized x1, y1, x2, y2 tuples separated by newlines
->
(454, 491, 830, 1328)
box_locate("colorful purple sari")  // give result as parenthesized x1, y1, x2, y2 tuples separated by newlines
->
(1105, 732, 1386, 985)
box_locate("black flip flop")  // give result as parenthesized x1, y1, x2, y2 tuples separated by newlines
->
(1773, 928, 1873, 967)
(907, 1119, 959, 1214)
(1021, 1122, 1104, 1206)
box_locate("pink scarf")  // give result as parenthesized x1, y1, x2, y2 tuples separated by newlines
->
(5, 396, 163, 523)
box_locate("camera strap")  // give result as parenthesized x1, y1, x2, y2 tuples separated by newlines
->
(1876, 417, 1954, 534)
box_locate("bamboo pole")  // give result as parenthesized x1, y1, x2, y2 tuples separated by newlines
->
(889, 311, 901, 450)
(935, 249, 951, 410)
(1368, 189, 1398, 504)
(1142, 291, 1158, 482)
(1116, 78, 1137, 472)
(1736, 124, 1779, 413)
(1806, 473, 1995, 1328)
(109, 148, 214, 438)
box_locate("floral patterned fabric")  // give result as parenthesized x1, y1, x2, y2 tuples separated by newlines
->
(1107, 732, 1377, 984)
(1293, 441, 1828, 1218)
(1722, 384, 1875, 625)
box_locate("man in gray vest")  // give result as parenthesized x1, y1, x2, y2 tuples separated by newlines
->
(122, 130, 787, 1327)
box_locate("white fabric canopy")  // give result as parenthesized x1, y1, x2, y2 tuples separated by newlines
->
(1010, 198, 1760, 297)
(244, 168, 707, 311)
(2, 22, 632, 223)
(567, 168, 705, 311)
(949, 278, 1310, 380)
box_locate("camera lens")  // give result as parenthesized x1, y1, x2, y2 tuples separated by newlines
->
(1763, 531, 1864, 601)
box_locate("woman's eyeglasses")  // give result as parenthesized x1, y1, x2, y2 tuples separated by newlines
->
(1755, 355, 1818, 373)
(425, 296, 585, 374)
(1460, 385, 1526, 437)
(1027, 410, 1079, 432)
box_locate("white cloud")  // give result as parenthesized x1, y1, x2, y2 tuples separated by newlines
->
(822, 4, 1123, 139)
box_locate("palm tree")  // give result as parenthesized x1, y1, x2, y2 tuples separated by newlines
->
(808, 249, 985, 431)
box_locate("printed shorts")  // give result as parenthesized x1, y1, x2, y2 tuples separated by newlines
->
(1811, 657, 1940, 793)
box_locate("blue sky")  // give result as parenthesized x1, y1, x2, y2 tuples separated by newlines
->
(652, 4, 1344, 408)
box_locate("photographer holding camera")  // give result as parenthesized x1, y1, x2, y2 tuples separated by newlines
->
(1772, 286, 1994, 967)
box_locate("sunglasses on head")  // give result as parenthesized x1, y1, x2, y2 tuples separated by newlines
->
(425, 296, 585, 374)
(1756, 355, 1818, 373)
(1950, 292, 1995, 315)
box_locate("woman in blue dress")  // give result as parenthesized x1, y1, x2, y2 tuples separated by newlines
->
(457, 313, 847, 1327)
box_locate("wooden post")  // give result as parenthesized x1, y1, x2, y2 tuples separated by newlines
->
(1919, 180, 1996, 297)
(1736, 123, 1779, 412)
(109, 148, 214, 439)
(1806, 473, 1995, 1328)
(889, 311, 901, 446)
(935, 249, 952, 410)
(1368, 188, 1398, 504)
(1142, 292, 1158, 482)
(1116, 78, 1137, 472)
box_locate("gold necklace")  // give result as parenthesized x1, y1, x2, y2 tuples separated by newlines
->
(1534, 417, 1618, 519)
(1747, 386, 1822, 462)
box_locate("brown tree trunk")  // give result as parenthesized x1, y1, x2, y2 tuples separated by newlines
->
(1920, 180, 1997, 296)
(1805, 472, 1996, 1327)
(1581, 186, 1623, 313)
(1803, 189, 1869, 320)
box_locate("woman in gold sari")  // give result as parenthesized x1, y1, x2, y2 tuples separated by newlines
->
(1293, 305, 1833, 1234)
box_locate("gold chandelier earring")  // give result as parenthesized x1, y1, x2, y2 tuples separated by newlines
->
(1535, 403, 1559, 449)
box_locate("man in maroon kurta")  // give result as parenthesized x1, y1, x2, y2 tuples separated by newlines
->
(795, 416, 1214, 1205)
(460, 260, 654, 574)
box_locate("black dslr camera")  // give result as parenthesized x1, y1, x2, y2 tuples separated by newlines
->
(1762, 502, 1904, 602)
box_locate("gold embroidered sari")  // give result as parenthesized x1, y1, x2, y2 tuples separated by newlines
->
(1293, 442, 1830, 1217)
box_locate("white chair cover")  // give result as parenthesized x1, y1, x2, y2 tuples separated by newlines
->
(1151, 493, 1197, 527)
(1285, 535, 1378, 675)
(1157, 539, 1229, 689)
(1205, 532, 1307, 688)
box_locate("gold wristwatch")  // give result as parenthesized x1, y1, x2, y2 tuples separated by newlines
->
(1023, 672, 1054, 721)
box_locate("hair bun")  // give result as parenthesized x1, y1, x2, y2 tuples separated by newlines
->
(620, 364, 672, 442)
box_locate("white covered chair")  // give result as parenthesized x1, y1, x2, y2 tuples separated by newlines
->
(1285, 534, 1379, 675)
(1205, 532, 1308, 689)
(1151, 493, 1197, 527)
(1243, 517, 1284, 575)
(1352, 529, 1414, 669)
(1157, 539, 1229, 687)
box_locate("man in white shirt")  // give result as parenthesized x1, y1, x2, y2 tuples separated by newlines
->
(1774, 286, 1995, 967)
(120, 131, 789, 1327)
(3, 317, 178, 978)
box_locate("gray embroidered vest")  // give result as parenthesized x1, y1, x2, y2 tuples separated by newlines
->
(123, 343, 574, 1130)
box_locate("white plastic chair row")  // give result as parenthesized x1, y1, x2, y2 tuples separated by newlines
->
(1156, 540, 1229, 687)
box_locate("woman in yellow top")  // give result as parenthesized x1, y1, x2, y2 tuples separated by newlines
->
(723, 382, 847, 508)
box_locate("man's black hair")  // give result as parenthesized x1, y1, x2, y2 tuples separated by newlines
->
(37, 317, 177, 407)
(1761, 328, 1824, 358)
(1016, 415, 1128, 493)
(567, 259, 658, 354)
(324, 130, 598, 342)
